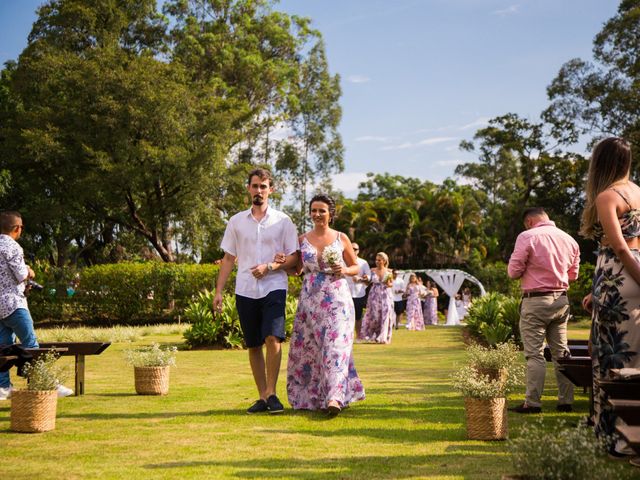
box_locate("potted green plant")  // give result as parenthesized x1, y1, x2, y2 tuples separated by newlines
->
(467, 341, 521, 381)
(504, 419, 634, 480)
(11, 351, 67, 433)
(452, 342, 524, 440)
(124, 343, 177, 395)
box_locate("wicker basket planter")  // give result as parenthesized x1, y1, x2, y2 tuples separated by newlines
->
(134, 365, 170, 395)
(10, 389, 58, 433)
(464, 397, 507, 440)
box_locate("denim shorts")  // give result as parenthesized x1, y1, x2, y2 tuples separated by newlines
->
(235, 290, 286, 348)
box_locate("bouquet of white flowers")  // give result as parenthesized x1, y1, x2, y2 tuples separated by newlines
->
(322, 244, 342, 271)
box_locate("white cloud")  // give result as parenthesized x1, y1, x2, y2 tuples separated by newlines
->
(355, 135, 393, 143)
(381, 136, 457, 151)
(491, 5, 519, 17)
(347, 74, 371, 84)
(381, 142, 414, 151)
(417, 136, 458, 146)
(435, 159, 465, 167)
(458, 117, 490, 130)
(330, 172, 369, 196)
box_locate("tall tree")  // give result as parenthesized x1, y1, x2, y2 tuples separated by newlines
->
(275, 40, 344, 230)
(1, 0, 333, 263)
(544, 0, 640, 156)
(456, 114, 588, 257)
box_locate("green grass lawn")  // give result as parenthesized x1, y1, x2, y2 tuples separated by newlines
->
(0, 324, 627, 479)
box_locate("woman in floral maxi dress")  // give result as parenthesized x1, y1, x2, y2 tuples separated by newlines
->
(358, 252, 396, 343)
(423, 280, 439, 325)
(286, 194, 365, 416)
(405, 274, 424, 330)
(581, 137, 640, 459)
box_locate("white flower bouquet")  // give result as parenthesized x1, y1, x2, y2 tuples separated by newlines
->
(322, 244, 342, 271)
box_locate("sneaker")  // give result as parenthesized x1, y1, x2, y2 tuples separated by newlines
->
(57, 384, 74, 398)
(246, 399, 268, 414)
(508, 402, 542, 414)
(266, 394, 284, 414)
(0, 386, 13, 400)
(556, 404, 573, 412)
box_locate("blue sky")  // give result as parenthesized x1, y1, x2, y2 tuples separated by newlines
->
(0, 0, 620, 196)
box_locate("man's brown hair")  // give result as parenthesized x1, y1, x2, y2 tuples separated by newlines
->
(0, 211, 22, 234)
(247, 168, 273, 187)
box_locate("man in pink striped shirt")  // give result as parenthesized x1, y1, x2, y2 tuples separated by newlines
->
(507, 207, 580, 414)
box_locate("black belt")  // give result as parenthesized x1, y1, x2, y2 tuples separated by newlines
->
(522, 291, 567, 299)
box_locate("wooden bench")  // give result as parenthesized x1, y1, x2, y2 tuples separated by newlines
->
(543, 339, 589, 362)
(1, 346, 67, 373)
(608, 399, 640, 425)
(0, 355, 18, 370)
(599, 379, 640, 399)
(38, 342, 111, 396)
(615, 424, 640, 457)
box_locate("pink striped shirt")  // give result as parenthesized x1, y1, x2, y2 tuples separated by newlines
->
(507, 220, 580, 293)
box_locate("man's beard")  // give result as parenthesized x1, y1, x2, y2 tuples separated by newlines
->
(252, 195, 264, 206)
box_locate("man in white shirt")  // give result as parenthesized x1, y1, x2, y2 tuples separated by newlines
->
(0, 211, 73, 400)
(214, 169, 298, 414)
(345, 243, 370, 336)
(391, 270, 406, 329)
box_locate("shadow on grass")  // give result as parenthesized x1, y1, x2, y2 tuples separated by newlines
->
(263, 425, 466, 443)
(143, 453, 507, 479)
(56, 408, 249, 420)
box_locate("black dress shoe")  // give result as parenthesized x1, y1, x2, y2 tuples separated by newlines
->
(556, 404, 573, 412)
(508, 402, 542, 414)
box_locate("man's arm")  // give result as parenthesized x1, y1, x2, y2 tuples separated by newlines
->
(6, 248, 32, 284)
(507, 235, 529, 279)
(567, 243, 580, 282)
(213, 252, 236, 311)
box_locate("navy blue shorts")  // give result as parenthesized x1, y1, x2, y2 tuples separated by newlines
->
(353, 296, 367, 321)
(235, 290, 286, 348)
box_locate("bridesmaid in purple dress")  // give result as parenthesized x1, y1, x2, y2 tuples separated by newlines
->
(285, 194, 365, 417)
(359, 252, 396, 343)
(405, 273, 424, 330)
(423, 280, 439, 325)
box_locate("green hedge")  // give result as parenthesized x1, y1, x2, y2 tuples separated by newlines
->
(28, 262, 305, 326)
(29, 262, 227, 325)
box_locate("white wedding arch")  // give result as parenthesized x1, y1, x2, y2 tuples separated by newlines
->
(398, 269, 486, 326)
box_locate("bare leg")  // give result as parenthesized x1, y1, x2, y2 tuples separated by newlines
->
(264, 336, 282, 398)
(248, 346, 267, 399)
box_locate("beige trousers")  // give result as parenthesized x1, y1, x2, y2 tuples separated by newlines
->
(519, 293, 574, 407)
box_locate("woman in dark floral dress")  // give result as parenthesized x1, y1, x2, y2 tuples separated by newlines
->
(581, 137, 640, 459)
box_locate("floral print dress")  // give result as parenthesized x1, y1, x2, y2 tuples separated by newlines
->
(359, 270, 396, 343)
(423, 294, 438, 325)
(286, 235, 365, 410)
(592, 252, 640, 450)
(405, 284, 424, 330)
(591, 191, 640, 453)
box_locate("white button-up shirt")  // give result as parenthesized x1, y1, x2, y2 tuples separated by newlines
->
(0, 234, 29, 319)
(346, 257, 371, 298)
(220, 206, 298, 299)
(392, 276, 406, 302)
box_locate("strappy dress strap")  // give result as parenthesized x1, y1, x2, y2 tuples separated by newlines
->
(611, 187, 633, 209)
